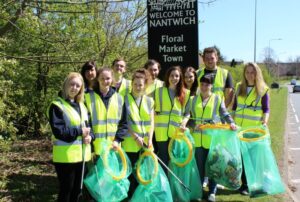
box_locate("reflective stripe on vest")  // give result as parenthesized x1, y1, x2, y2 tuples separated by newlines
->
(154, 87, 190, 142)
(191, 94, 221, 148)
(50, 97, 91, 163)
(85, 91, 123, 155)
(122, 94, 153, 152)
(197, 67, 228, 99)
(234, 83, 268, 127)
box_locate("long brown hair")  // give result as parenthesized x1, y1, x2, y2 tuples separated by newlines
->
(165, 66, 186, 106)
(238, 62, 268, 97)
(183, 66, 198, 96)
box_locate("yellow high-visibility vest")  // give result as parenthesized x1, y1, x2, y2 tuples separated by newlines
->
(85, 91, 123, 155)
(146, 79, 164, 97)
(113, 78, 131, 97)
(122, 94, 154, 152)
(190, 94, 221, 148)
(197, 67, 228, 99)
(154, 87, 190, 142)
(50, 97, 91, 163)
(234, 82, 269, 127)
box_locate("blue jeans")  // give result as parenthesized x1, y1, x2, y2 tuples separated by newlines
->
(195, 147, 217, 195)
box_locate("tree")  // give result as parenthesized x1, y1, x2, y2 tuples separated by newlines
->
(0, 0, 148, 138)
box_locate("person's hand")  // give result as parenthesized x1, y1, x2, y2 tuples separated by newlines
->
(135, 136, 144, 147)
(262, 122, 267, 128)
(196, 124, 203, 129)
(147, 139, 153, 151)
(230, 123, 237, 131)
(179, 125, 187, 132)
(83, 135, 92, 144)
(82, 127, 91, 137)
(112, 141, 120, 150)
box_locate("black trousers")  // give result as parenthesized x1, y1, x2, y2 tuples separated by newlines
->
(54, 162, 85, 202)
(240, 158, 248, 190)
(127, 152, 140, 199)
(156, 140, 170, 175)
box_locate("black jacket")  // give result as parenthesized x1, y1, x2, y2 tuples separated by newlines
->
(48, 96, 94, 143)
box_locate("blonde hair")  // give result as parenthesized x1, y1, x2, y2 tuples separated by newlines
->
(62, 72, 85, 103)
(239, 62, 268, 97)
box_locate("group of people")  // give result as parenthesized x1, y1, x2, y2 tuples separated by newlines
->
(48, 47, 270, 202)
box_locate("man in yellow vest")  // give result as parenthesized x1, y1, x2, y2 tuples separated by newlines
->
(111, 58, 131, 97)
(197, 47, 234, 107)
(144, 59, 164, 97)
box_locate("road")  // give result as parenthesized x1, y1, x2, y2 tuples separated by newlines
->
(286, 84, 300, 202)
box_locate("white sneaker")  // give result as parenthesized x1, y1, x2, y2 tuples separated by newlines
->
(208, 194, 216, 202)
(203, 176, 209, 187)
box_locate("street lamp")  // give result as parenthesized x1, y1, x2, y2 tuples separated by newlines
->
(254, 0, 257, 62)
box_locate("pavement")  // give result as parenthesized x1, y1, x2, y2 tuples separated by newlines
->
(286, 84, 300, 202)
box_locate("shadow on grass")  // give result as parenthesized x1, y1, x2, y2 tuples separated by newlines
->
(5, 173, 57, 202)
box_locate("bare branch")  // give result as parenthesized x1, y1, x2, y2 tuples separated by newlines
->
(33, 0, 136, 5)
(0, 0, 28, 37)
(0, 52, 85, 64)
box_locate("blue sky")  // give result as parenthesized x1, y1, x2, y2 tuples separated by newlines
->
(198, 0, 300, 62)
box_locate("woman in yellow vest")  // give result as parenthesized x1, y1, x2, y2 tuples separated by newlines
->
(111, 58, 131, 97)
(122, 69, 154, 198)
(144, 59, 164, 97)
(183, 66, 198, 97)
(154, 66, 191, 174)
(48, 72, 92, 202)
(85, 67, 127, 156)
(183, 66, 198, 131)
(232, 62, 270, 195)
(191, 75, 236, 202)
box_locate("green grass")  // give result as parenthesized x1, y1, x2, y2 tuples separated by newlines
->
(215, 87, 289, 202)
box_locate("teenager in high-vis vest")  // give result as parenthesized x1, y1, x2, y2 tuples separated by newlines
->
(80, 61, 97, 93)
(183, 66, 199, 130)
(144, 59, 164, 97)
(197, 47, 234, 107)
(183, 66, 198, 97)
(232, 62, 270, 195)
(84, 67, 127, 157)
(191, 75, 236, 202)
(111, 58, 131, 97)
(48, 72, 92, 202)
(122, 69, 154, 198)
(154, 66, 191, 174)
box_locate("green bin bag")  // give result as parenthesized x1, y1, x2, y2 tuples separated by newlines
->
(168, 129, 202, 202)
(204, 124, 242, 190)
(238, 126, 285, 197)
(131, 149, 173, 202)
(84, 140, 132, 202)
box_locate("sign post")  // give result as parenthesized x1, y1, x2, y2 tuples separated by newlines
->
(147, 0, 199, 79)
